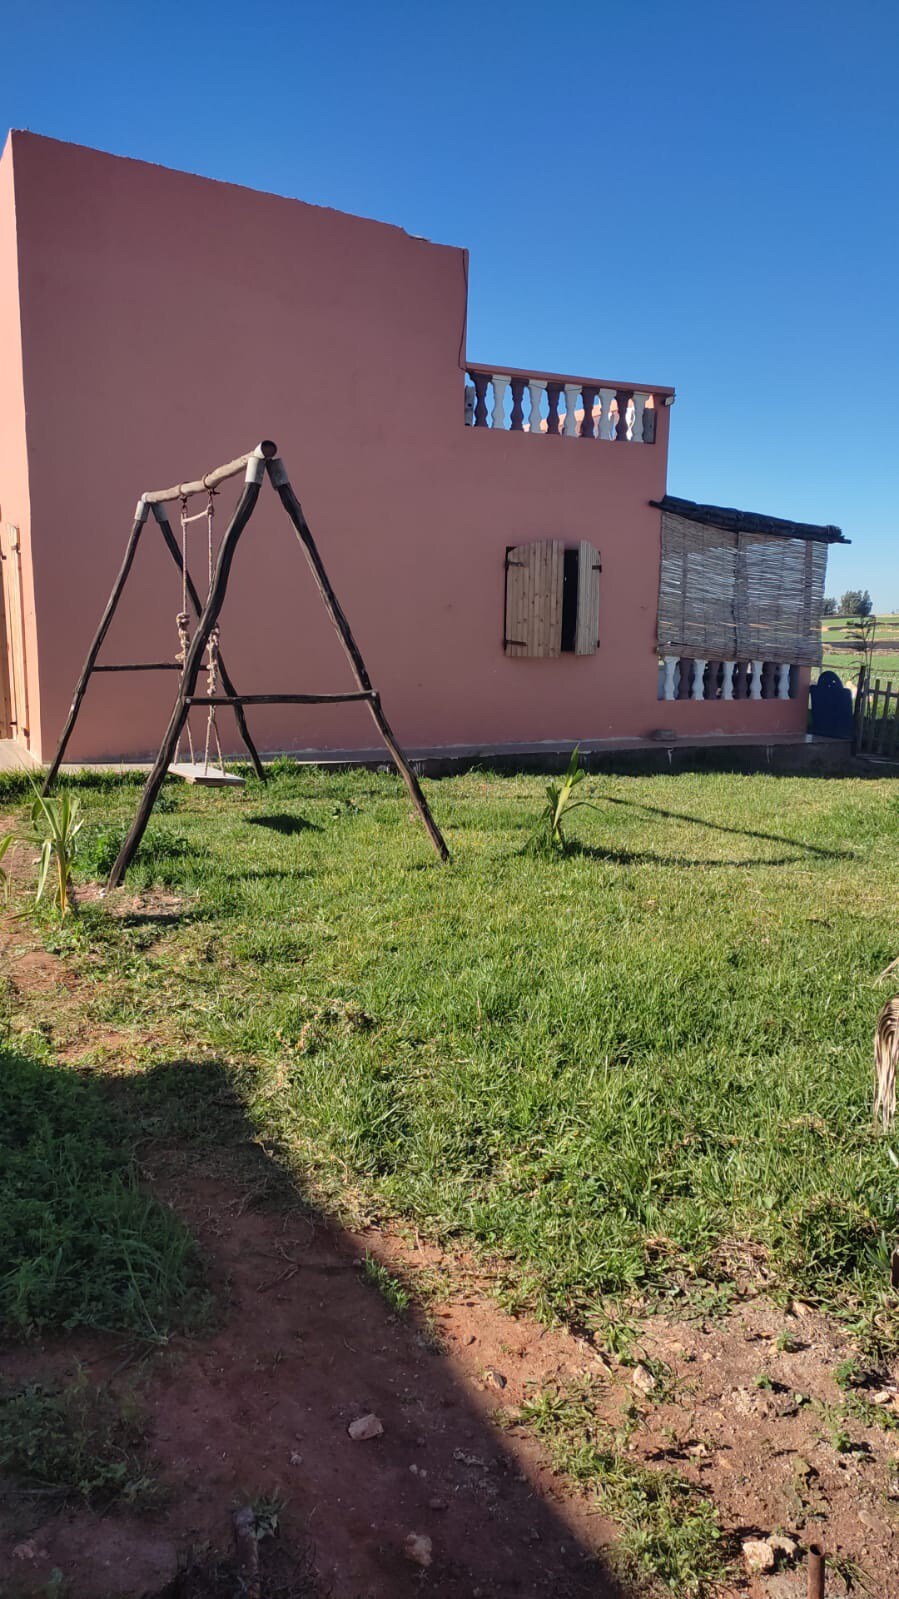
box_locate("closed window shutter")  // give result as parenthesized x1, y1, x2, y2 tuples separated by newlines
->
(574, 540, 601, 655)
(504, 540, 564, 657)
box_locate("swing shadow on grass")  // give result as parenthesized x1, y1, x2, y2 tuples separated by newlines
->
(245, 812, 321, 836)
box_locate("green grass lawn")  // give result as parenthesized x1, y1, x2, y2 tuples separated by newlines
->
(6, 763, 899, 1341)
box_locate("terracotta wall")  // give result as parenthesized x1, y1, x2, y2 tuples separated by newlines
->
(0, 137, 40, 749)
(1, 132, 805, 762)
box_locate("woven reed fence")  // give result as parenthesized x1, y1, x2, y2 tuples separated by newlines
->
(854, 673, 899, 757)
(657, 511, 827, 665)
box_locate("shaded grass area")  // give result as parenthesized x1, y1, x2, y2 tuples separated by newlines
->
(0, 1372, 158, 1508)
(6, 762, 899, 1340)
(0, 1045, 207, 1338)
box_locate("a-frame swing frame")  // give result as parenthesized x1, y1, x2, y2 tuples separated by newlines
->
(44, 440, 449, 888)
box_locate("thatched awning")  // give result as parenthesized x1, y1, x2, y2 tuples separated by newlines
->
(651, 497, 847, 666)
(651, 496, 849, 546)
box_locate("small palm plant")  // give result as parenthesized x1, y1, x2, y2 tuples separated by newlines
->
(533, 746, 601, 854)
(845, 612, 877, 688)
(30, 786, 83, 916)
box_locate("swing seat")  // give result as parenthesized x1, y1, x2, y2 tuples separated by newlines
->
(168, 761, 244, 787)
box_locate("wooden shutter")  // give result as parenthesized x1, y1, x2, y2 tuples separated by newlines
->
(1, 525, 28, 739)
(574, 540, 601, 655)
(504, 540, 564, 657)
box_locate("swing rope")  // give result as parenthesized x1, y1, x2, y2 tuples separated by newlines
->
(174, 490, 223, 774)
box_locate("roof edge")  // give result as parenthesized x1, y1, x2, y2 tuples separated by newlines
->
(651, 496, 849, 545)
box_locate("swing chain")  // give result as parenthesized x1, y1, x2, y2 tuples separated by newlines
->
(175, 488, 224, 773)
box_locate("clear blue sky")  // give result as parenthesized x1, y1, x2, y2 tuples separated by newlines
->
(2, 0, 896, 606)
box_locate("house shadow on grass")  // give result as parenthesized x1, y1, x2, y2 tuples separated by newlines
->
(564, 841, 812, 869)
(4, 1052, 632, 1599)
(601, 795, 854, 860)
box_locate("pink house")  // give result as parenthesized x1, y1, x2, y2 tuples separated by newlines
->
(0, 132, 844, 769)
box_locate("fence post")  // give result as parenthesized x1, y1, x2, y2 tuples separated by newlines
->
(852, 665, 866, 754)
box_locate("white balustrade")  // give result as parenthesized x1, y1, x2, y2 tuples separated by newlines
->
(562, 383, 580, 436)
(662, 656, 679, 700)
(465, 369, 659, 442)
(491, 374, 510, 429)
(659, 656, 799, 703)
(527, 378, 546, 434)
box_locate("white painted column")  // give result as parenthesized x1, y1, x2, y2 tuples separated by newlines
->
(491, 374, 510, 429)
(750, 660, 763, 700)
(630, 392, 647, 443)
(721, 661, 735, 700)
(662, 656, 678, 700)
(527, 379, 546, 434)
(598, 387, 616, 440)
(691, 659, 708, 700)
(562, 383, 580, 436)
(777, 663, 792, 699)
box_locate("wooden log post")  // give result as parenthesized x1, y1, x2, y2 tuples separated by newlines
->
(106, 462, 267, 889)
(42, 502, 151, 793)
(266, 457, 450, 863)
(852, 664, 867, 754)
(151, 506, 266, 781)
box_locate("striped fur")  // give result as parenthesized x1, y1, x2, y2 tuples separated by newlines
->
(874, 998, 899, 1129)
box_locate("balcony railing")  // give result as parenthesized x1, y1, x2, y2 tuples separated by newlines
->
(657, 659, 800, 702)
(464, 364, 674, 442)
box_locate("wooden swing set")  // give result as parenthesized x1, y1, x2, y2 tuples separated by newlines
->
(43, 441, 449, 888)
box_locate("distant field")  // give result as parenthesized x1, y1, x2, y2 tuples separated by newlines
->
(817, 614, 899, 684)
(821, 613, 899, 639)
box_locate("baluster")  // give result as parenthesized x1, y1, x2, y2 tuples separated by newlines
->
(546, 383, 562, 435)
(472, 372, 490, 428)
(509, 378, 526, 432)
(615, 389, 631, 442)
(643, 397, 657, 443)
(527, 378, 547, 434)
(580, 385, 598, 439)
(662, 656, 678, 700)
(750, 660, 763, 700)
(492, 374, 510, 429)
(463, 383, 475, 426)
(776, 663, 791, 700)
(691, 659, 708, 700)
(708, 661, 723, 699)
(563, 383, 580, 436)
(598, 387, 616, 440)
(677, 658, 692, 700)
(761, 661, 776, 699)
(630, 392, 647, 443)
(721, 661, 735, 700)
